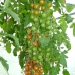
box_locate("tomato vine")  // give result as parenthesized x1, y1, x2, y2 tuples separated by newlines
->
(0, 0, 75, 75)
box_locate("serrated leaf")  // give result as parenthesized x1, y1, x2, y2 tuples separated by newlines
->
(4, 0, 11, 9)
(42, 62, 50, 75)
(0, 33, 19, 54)
(39, 36, 50, 48)
(60, 22, 68, 32)
(63, 69, 70, 75)
(0, 56, 9, 71)
(66, 3, 75, 12)
(73, 27, 75, 36)
(6, 41, 11, 53)
(64, 40, 71, 50)
(65, 14, 73, 23)
(70, 23, 75, 28)
(50, 65, 60, 75)
(59, 17, 68, 32)
(4, 8, 21, 25)
(60, 53, 67, 67)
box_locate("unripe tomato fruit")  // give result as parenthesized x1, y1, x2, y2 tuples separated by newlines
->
(39, 0, 45, 6)
(32, 26, 36, 31)
(48, 3, 52, 7)
(30, 10, 34, 14)
(34, 11, 40, 16)
(41, 6, 45, 11)
(33, 17, 38, 22)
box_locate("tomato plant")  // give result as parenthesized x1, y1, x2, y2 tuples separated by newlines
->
(0, 0, 75, 75)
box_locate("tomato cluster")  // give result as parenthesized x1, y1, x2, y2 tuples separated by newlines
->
(25, 60, 44, 75)
(23, 0, 57, 74)
(24, 0, 55, 67)
(29, 0, 53, 33)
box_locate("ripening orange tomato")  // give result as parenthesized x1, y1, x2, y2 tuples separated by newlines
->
(32, 60, 37, 64)
(25, 66, 29, 71)
(34, 5, 39, 10)
(30, 3, 34, 8)
(27, 32, 32, 40)
(32, 42, 38, 47)
(28, 65, 32, 70)
(34, 72, 39, 75)
(34, 66, 39, 71)
(25, 71, 30, 75)
(38, 65, 42, 69)
(39, 0, 45, 6)
(39, 69, 44, 73)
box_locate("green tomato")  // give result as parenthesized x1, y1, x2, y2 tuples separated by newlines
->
(38, 55, 42, 59)
(33, 56, 37, 60)
(47, 48, 50, 52)
(42, 13, 47, 18)
(33, 52, 36, 55)
(46, 20, 50, 25)
(33, 47, 37, 51)
(32, 26, 36, 31)
(41, 23, 45, 27)
(45, 57, 49, 62)
(33, 17, 38, 22)
(36, 29, 40, 33)
(46, 53, 50, 57)
(30, 15, 34, 20)
(47, 26, 51, 29)
(40, 19, 43, 23)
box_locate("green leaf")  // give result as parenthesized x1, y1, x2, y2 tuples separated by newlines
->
(63, 69, 70, 75)
(59, 17, 68, 32)
(64, 40, 71, 50)
(0, 56, 9, 71)
(50, 65, 60, 75)
(73, 27, 75, 36)
(60, 52, 67, 67)
(66, 3, 75, 12)
(4, 8, 21, 25)
(24, 13, 31, 26)
(4, 0, 11, 9)
(0, 33, 19, 54)
(70, 23, 75, 28)
(42, 62, 50, 75)
(39, 36, 50, 48)
(6, 41, 11, 53)
(53, 1, 60, 11)
(19, 51, 25, 68)
(65, 14, 73, 23)
(13, 47, 17, 56)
